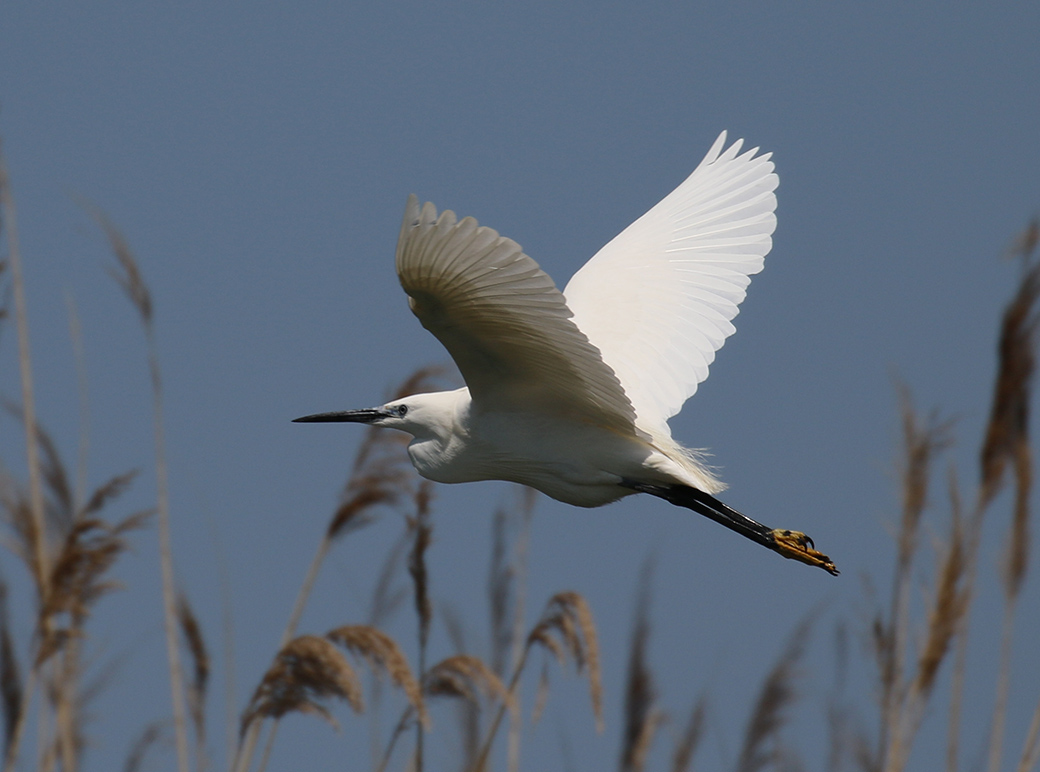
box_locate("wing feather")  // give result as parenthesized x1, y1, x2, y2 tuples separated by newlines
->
(396, 196, 636, 434)
(563, 132, 778, 438)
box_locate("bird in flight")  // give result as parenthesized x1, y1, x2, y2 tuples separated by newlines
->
(296, 132, 837, 575)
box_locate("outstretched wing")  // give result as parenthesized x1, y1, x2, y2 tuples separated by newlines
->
(563, 132, 778, 435)
(396, 195, 637, 434)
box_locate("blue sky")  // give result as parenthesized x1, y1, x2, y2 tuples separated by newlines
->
(2, 3, 1040, 770)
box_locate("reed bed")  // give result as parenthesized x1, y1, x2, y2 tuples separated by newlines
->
(1, 135, 1038, 771)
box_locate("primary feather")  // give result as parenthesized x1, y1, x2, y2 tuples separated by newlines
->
(564, 131, 778, 441)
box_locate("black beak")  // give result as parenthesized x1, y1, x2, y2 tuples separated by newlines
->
(293, 408, 389, 424)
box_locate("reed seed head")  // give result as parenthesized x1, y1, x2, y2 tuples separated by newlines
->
(241, 635, 363, 735)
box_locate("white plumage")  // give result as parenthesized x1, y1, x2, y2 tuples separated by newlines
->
(297, 132, 837, 574)
(565, 132, 777, 439)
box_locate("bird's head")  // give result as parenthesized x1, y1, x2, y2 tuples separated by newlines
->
(293, 390, 460, 441)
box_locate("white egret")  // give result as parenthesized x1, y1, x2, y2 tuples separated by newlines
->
(297, 132, 837, 574)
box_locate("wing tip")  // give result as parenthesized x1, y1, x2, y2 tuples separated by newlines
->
(703, 130, 777, 172)
(401, 194, 424, 236)
(705, 130, 728, 164)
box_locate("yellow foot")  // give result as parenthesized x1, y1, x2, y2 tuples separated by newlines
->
(770, 529, 839, 575)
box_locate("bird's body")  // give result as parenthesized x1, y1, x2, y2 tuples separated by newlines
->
(389, 387, 708, 508)
(297, 132, 838, 574)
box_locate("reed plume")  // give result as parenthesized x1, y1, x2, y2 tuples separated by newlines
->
(670, 697, 706, 772)
(327, 624, 427, 726)
(736, 618, 811, 772)
(984, 223, 1040, 772)
(619, 560, 659, 772)
(0, 581, 21, 758)
(92, 207, 190, 772)
(178, 592, 210, 771)
(408, 480, 434, 772)
(425, 654, 511, 707)
(0, 407, 149, 772)
(241, 635, 363, 734)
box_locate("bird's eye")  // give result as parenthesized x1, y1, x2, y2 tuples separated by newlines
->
(396, 405, 408, 417)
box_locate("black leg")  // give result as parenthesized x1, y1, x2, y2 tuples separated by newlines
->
(621, 480, 838, 575)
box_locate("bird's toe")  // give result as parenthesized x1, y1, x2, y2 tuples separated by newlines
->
(769, 529, 839, 576)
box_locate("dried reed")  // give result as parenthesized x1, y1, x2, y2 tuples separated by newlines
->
(62, 292, 90, 514)
(408, 484, 433, 661)
(281, 370, 441, 646)
(242, 635, 363, 772)
(374, 705, 420, 772)
(527, 591, 603, 728)
(241, 621, 433, 772)
(0, 581, 20, 757)
(620, 560, 659, 772)
(736, 617, 811, 772)
(0, 258, 7, 319)
(980, 246, 1039, 510)
(122, 721, 169, 772)
(326, 624, 427, 726)
(236, 371, 441, 772)
(881, 475, 970, 772)
(367, 528, 411, 629)
(1019, 700, 1040, 772)
(0, 139, 51, 772)
(488, 488, 535, 679)
(489, 508, 514, 679)
(486, 487, 534, 772)
(0, 409, 148, 772)
(472, 590, 601, 772)
(862, 224, 1040, 772)
(37, 510, 151, 667)
(427, 489, 534, 772)
(365, 528, 411, 769)
(0, 467, 40, 594)
(178, 592, 210, 771)
(985, 229, 1039, 772)
(670, 697, 706, 772)
(48, 462, 149, 772)
(94, 208, 190, 772)
(437, 603, 483, 766)
(241, 634, 363, 734)
(425, 654, 512, 707)
(944, 231, 1040, 772)
(217, 547, 239, 772)
(873, 391, 952, 772)
(423, 652, 512, 771)
(408, 480, 434, 772)
(911, 499, 968, 703)
(0, 138, 49, 620)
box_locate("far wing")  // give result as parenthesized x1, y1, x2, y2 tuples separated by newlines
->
(396, 195, 637, 434)
(563, 132, 778, 434)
